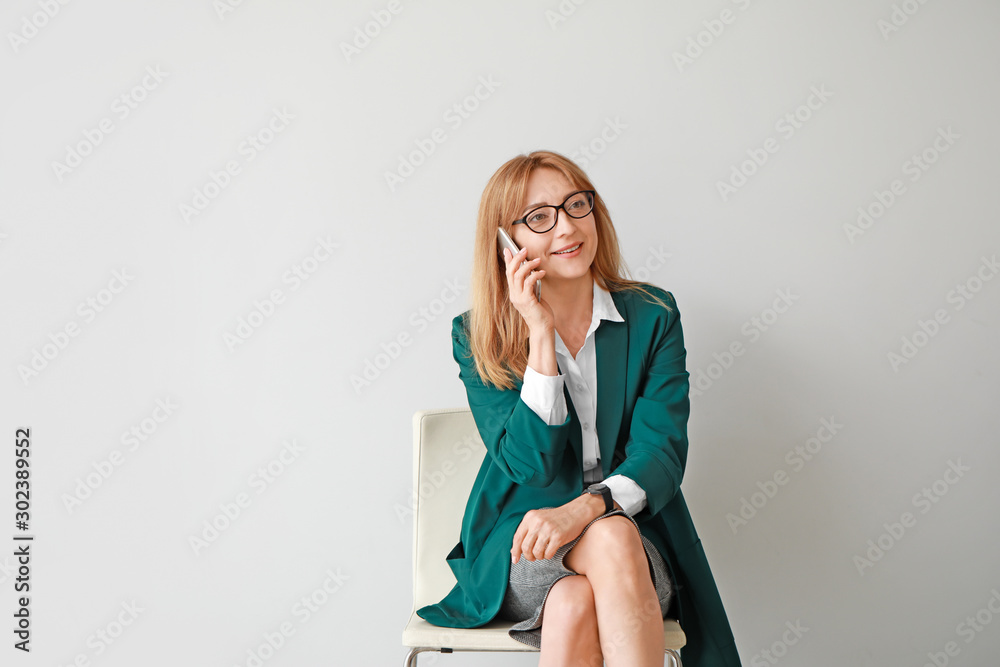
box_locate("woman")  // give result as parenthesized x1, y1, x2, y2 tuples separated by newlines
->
(417, 151, 740, 666)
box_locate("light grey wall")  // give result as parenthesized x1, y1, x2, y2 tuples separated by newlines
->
(2, 1, 998, 665)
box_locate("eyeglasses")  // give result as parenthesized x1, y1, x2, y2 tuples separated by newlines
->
(512, 190, 596, 233)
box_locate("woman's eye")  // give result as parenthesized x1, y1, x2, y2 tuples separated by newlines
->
(528, 211, 549, 224)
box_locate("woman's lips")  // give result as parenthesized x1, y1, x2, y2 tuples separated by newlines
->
(551, 242, 582, 258)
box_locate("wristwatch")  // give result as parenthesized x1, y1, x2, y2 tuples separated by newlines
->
(583, 483, 614, 514)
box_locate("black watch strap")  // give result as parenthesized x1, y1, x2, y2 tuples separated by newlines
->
(584, 483, 614, 514)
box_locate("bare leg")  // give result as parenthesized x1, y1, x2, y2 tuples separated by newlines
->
(538, 575, 603, 667)
(563, 516, 664, 666)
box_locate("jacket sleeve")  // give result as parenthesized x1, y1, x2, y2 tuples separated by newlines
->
(610, 291, 690, 516)
(452, 314, 572, 487)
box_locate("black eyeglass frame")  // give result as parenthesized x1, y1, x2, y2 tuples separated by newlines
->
(512, 190, 596, 233)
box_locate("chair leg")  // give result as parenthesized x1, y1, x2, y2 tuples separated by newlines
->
(666, 647, 683, 667)
(404, 647, 438, 667)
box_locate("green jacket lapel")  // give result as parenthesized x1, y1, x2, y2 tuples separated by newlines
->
(595, 290, 628, 477)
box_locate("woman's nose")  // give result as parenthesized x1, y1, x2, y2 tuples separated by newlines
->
(552, 207, 577, 233)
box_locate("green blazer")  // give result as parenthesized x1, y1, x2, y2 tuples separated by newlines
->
(417, 285, 740, 666)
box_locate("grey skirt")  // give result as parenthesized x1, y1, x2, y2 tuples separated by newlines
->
(497, 508, 674, 648)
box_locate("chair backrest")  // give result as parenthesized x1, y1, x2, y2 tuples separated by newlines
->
(410, 408, 486, 610)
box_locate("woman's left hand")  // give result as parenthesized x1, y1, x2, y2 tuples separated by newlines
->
(511, 495, 603, 564)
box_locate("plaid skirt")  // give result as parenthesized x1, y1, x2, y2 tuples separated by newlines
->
(497, 508, 674, 648)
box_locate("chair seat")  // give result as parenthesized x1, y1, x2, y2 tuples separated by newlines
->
(403, 613, 534, 651)
(402, 611, 686, 652)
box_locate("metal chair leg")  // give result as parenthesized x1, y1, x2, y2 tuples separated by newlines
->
(404, 647, 438, 667)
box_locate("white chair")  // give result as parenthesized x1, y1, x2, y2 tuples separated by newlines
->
(402, 407, 685, 666)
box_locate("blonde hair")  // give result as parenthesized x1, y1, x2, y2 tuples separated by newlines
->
(465, 150, 671, 390)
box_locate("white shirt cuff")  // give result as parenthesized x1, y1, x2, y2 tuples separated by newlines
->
(603, 474, 648, 517)
(520, 365, 568, 425)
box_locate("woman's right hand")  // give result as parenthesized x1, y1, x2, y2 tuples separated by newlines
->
(503, 247, 553, 334)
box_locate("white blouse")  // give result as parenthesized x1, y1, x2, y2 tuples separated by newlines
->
(519, 280, 647, 516)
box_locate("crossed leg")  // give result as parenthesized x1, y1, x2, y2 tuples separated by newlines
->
(539, 516, 664, 667)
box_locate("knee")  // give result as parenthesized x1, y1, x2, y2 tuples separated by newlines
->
(543, 575, 597, 630)
(585, 516, 645, 561)
(581, 517, 652, 582)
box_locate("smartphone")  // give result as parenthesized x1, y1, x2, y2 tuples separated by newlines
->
(497, 227, 541, 301)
